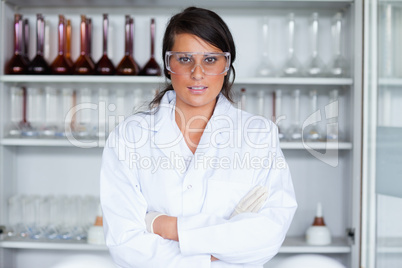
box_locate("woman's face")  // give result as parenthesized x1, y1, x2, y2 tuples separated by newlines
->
(169, 33, 227, 113)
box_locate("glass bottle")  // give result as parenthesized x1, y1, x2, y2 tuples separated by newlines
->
(56, 88, 74, 138)
(42, 86, 59, 137)
(23, 19, 31, 64)
(21, 87, 42, 137)
(273, 89, 286, 141)
(303, 89, 322, 141)
(51, 15, 73, 75)
(95, 14, 116, 75)
(282, 13, 302, 77)
(73, 88, 94, 138)
(5, 14, 28, 74)
(74, 15, 95, 75)
(287, 89, 302, 141)
(65, 19, 74, 67)
(305, 13, 326, 77)
(139, 18, 161, 76)
(326, 89, 340, 141)
(116, 15, 140, 75)
(256, 16, 275, 77)
(28, 14, 51, 74)
(86, 17, 96, 67)
(95, 88, 109, 139)
(8, 86, 24, 137)
(328, 13, 349, 77)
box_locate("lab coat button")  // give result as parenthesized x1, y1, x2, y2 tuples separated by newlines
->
(187, 185, 192, 189)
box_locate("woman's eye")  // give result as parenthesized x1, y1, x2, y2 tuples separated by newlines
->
(204, 56, 217, 64)
(178, 56, 192, 64)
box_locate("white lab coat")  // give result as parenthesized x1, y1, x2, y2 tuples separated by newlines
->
(100, 90, 297, 268)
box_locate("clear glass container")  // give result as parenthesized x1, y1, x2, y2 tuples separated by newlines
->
(305, 13, 326, 77)
(326, 89, 340, 141)
(303, 89, 322, 141)
(42, 86, 60, 137)
(282, 13, 302, 77)
(328, 12, 349, 77)
(256, 16, 275, 77)
(273, 89, 286, 141)
(287, 89, 302, 141)
(8, 86, 24, 137)
(73, 88, 94, 138)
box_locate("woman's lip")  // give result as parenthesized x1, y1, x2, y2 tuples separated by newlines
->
(187, 86, 208, 94)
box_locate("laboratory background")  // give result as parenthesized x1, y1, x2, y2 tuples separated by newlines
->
(0, 0, 400, 267)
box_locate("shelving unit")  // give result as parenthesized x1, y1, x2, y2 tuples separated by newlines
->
(0, 0, 363, 267)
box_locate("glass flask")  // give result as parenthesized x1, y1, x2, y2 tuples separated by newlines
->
(305, 13, 326, 77)
(116, 15, 140, 75)
(273, 89, 286, 140)
(28, 14, 51, 74)
(74, 15, 95, 75)
(287, 89, 302, 141)
(282, 13, 302, 77)
(257, 90, 265, 116)
(23, 18, 30, 64)
(51, 15, 73, 75)
(44, 19, 50, 62)
(5, 14, 28, 74)
(42, 86, 60, 137)
(22, 87, 43, 137)
(55, 88, 74, 138)
(86, 17, 96, 67)
(256, 16, 275, 77)
(328, 13, 349, 77)
(7, 195, 23, 237)
(65, 19, 74, 67)
(303, 89, 323, 141)
(73, 88, 94, 138)
(18, 87, 37, 137)
(95, 14, 116, 75)
(326, 89, 340, 141)
(95, 88, 109, 139)
(8, 86, 24, 137)
(139, 18, 161, 76)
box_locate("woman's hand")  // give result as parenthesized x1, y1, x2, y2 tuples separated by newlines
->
(153, 215, 179, 241)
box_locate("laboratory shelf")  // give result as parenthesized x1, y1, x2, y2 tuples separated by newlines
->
(379, 78, 402, 87)
(0, 138, 352, 150)
(377, 237, 402, 253)
(279, 236, 351, 253)
(0, 75, 353, 86)
(0, 236, 350, 253)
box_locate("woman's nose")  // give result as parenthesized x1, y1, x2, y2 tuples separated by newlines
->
(191, 64, 205, 80)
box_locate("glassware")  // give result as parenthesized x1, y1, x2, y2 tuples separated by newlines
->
(65, 19, 74, 67)
(282, 13, 302, 77)
(115, 89, 127, 126)
(28, 14, 51, 75)
(95, 14, 116, 75)
(273, 89, 286, 140)
(116, 15, 140, 75)
(8, 86, 24, 137)
(86, 17, 96, 67)
(51, 15, 73, 75)
(303, 89, 322, 141)
(18, 87, 37, 137)
(74, 15, 95, 75)
(287, 89, 302, 141)
(5, 14, 28, 74)
(95, 88, 109, 139)
(239, 88, 247, 111)
(44, 19, 50, 62)
(7, 195, 23, 237)
(256, 16, 275, 77)
(328, 12, 349, 77)
(73, 88, 94, 138)
(326, 89, 340, 141)
(22, 87, 43, 137)
(42, 86, 59, 137)
(305, 13, 326, 77)
(257, 90, 265, 116)
(139, 18, 161, 76)
(23, 18, 30, 64)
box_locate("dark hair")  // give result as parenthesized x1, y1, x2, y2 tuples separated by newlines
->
(149, 6, 236, 108)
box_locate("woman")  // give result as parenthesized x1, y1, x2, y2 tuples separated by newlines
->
(100, 7, 297, 267)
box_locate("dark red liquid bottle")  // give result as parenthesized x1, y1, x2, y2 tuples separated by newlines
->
(95, 14, 116, 75)
(28, 14, 51, 74)
(116, 15, 139, 75)
(74, 15, 95, 75)
(65, 19, 74, 67)
(5, 14, 28, 74)
(23, 19, 31, 65)
(51, 15, 73, 75)
(139, 18, 161, 76)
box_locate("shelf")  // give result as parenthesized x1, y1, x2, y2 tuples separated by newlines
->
(379, 78, 402, 87)
(377, 237, 402, 254)
(279, 236, 351, 253)
(0, 75, 353, 86)
(1, 138, 352, 150)
(0, 236, 350, 253)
